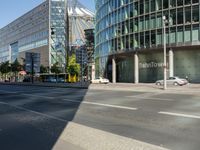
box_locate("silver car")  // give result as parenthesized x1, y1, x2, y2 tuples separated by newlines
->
(156, 77, 188, 86)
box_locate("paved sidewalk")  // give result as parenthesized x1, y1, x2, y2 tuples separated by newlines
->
(53, 139, 84, 150)
(89, 83, 200, 94)
(53, 122, 169, 150)
(1, 81, 200, 94)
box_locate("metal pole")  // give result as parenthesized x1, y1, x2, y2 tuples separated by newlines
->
(31, 53, 34, 84)
(163, 16, 167, 90)
(81, 47, 83, 86)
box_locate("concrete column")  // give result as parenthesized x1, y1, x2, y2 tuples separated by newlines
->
(134, 53, 139, 84)
(169, 49, 174, 77)
(91, 63, 95, 80)
(112, 57, 116, 83)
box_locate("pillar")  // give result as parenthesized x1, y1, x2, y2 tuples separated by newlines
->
(134, 53, 139, 84)
(169, 49, 174, 77)
(91, 63, 95, 80)
(112, 57, 116, 83)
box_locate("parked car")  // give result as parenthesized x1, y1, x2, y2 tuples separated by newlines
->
(45, 78, 57, 83)
(155, 77, 188, 86)
(57, 78, 65, 83)
(91, 77, 109, 84)
(23, 77, 31, 82)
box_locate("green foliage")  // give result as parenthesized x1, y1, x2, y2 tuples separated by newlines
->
(67, 54, 80, 76)
(51, 62, 61, 74)
(40, 65, 48, 74)
(0, 61, 10, 75)
(11, 59, 22, 73)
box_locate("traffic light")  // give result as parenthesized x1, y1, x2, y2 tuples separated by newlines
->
(51, 27, 55, 35)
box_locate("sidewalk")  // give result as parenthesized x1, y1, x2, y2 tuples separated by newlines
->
(89, 83, 200, 94)
(1, 81, 200, 94)
(0, 81, 89, 89)
(53, 122, 169, 150)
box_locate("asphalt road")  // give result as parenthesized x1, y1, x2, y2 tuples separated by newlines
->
(0, 84, 200, 150)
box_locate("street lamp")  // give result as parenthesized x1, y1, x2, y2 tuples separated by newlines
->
(163, 16, 167, 90)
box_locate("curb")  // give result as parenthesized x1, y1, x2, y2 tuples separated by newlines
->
(0, 82, 89, 89)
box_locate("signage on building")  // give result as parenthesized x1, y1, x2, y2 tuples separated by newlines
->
(139, 62, 169, 69)
(25, 52, 40, 73)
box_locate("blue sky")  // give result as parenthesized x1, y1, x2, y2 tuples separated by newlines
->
(0, 0, 95, 28)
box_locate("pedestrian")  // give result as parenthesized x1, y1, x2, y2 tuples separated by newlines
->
(185, 76, 188, 81)
(185, 75, 190, 84)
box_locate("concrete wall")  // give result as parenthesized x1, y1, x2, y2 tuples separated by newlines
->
(174, 49, 200, 83)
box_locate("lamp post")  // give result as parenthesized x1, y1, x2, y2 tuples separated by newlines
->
(163, 16, 167, 90)
(31, 53, 34, 84)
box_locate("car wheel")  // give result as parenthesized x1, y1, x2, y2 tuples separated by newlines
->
(173, 82, 178, 86)
(156, 82, 161, 86)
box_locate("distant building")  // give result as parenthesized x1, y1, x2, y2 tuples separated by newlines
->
(95, 0, 200, 83)
(0, 0, 67, 69)
(67, 0, 94, 79)
(68, 0, 94, 49)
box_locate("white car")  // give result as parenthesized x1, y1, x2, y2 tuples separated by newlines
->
(155, 77, 188, 86)
(91, 77, 109, 84)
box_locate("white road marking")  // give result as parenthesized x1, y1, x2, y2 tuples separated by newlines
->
(23, 94, 54, 99)
(63, 99, 138, 111)
(127, 96, 173, 101)
(0, 90, 18, 94)
(0, 101, 67, 122)
(158, 111, 200, 119)
(0, 90, 138, 111)
(127, 92, 173, 101)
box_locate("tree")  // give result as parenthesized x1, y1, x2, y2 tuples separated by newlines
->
(0, 61, 10, 80)
(11, 59, 22, 82)
(40, 65, 48, 74)
(67, 54, 80, 76)
(51, 62, 61, 82)
(51, 62, 61, 74)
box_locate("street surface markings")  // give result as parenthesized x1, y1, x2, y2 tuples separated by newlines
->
(127, 93, 173, 101)
(127, 96, 173, 101)
(23, 94, 54, 99)
(158, 111, 200, 119)
(63, 99, 138, 111)
(0, 90, 18, 94)
(0, 101, 67, 123)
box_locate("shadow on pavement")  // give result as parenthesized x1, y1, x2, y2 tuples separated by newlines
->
(0, 84, 90, 150)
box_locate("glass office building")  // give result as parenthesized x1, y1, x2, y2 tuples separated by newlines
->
(0, 0, 67, 69)
(95, 0, 200, 83)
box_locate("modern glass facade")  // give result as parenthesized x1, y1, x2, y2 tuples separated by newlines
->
(0, 0, 67, 69)
(95, 0, 200, 83)
(50, 0, 67, 68)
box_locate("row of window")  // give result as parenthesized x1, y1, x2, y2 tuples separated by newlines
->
(96, 26, 200, 56)
(96, 4, 199, 33)
(0, 4, 49, 47)
(19, 39, 48, 52)
(96, 0, 199, 20)
(19, 30, 48, 47)
(50, 0, 66, 65)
